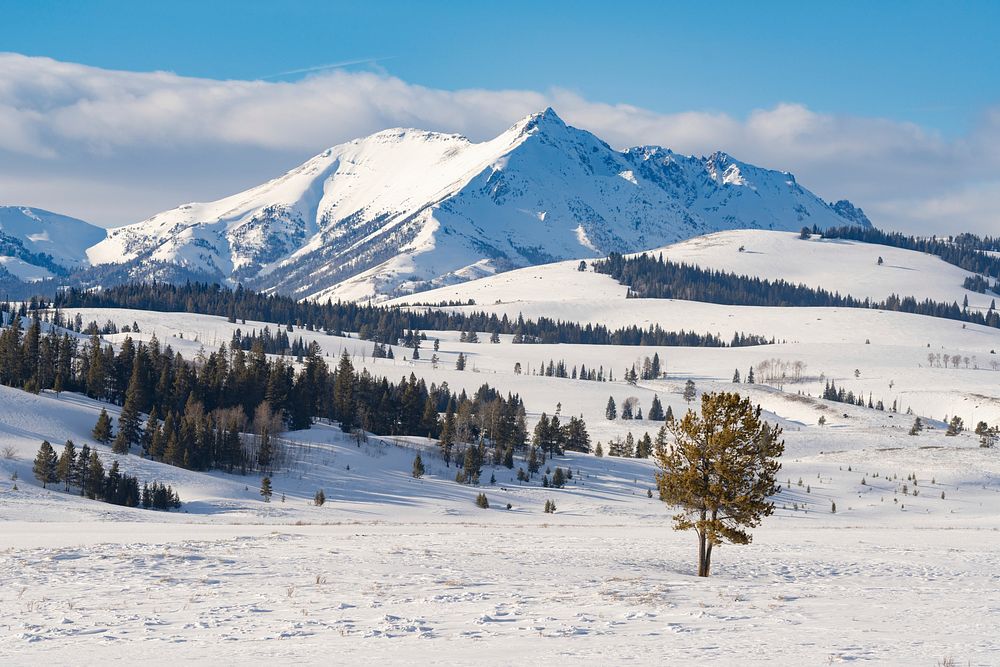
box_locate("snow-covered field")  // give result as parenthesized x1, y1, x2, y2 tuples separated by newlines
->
(3, 232, 1000, 664)
(2, 382, 998, 665)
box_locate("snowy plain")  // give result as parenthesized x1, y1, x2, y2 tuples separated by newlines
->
(2, 231, 1000, 664)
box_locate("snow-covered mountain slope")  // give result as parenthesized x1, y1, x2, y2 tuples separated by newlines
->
(0, 206, 106, 276)
(87, 109, 869, 301)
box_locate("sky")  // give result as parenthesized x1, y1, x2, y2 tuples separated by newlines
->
(0, 0, 998, 234)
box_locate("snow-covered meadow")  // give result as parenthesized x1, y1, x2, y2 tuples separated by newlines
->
(2, 231, 1000, 664)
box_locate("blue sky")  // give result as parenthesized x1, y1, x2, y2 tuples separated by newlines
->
(0, 1, 998, 233)
(3, 0, 996, 134)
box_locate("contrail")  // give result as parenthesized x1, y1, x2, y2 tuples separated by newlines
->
(260, 56, 393, 80)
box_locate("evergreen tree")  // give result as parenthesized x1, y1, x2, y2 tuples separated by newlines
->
(605, 396, 617, 420)
(141, 406, 159, 457)
(332, 351, 355, 431)
(527, 446, 540, 476)
(636, 432, 654, 458)
(75, 444, 92, 496)
(502, 446, 514, 469)
(439, 403, 456, 466)
(562, 416, 591, 453)
(56, 439, 77, 491)
(412, 453, 425, 478)
(594, 441, 603, 457)
(419, 397, 439, 438)
(732, 368, 741, 383)
(33, 440, 59, 488)
(461, 445, 482, 484)
(92, 408, 113, 444)
(654, 392, 784, 577)
(683, 379, 697, 404)
(85, 449, 105, 499)
(648, 395, 665, 421)
(455, 352, 467, 371)
(260, 476, 273, 502)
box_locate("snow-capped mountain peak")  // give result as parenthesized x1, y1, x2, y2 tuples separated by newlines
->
(84, 109, 870, 301)
(0, 206, 106, 281)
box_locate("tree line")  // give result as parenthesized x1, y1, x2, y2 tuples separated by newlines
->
(593, 252, 1000, 329)
(52, 281, 771, 348)
(32, 439, 180, 510)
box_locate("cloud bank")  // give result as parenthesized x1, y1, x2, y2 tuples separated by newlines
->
(1, 52, 997, 234)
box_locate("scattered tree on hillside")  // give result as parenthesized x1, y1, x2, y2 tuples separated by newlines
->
(92, 408, 113, 444)
(648, 395, 665, 421)
(683, 380, 697, 404)
(56, 440, 77, 491)
(32, 440, 58, 488)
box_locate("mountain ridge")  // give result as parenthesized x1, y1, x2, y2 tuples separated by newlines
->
(50, 109, 873, 300)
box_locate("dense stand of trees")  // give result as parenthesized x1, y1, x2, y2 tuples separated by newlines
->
(230, 327, 312, 357)
(437, 386, 531, 475)
(963, 275, 999, 295)
(822, 380, 886, 411)
(593, 253, 1000, 329)
(0, 306, 530, 476)
(54, 281, 771, 348)
(32, 439, 181, 510)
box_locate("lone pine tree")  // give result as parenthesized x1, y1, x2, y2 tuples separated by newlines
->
(654, 392, 784, 577)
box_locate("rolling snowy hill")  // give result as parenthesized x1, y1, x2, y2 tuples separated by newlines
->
(85, 109, 870, 301)
(397, 229, 996, 312)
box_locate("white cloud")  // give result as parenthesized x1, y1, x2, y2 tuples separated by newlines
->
(0, 52, 997, 235)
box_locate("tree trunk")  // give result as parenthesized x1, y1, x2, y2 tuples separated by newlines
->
(697, 531, 707, 577)
(704, 541, 714, 577)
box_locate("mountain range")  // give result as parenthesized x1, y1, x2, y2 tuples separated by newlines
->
(7, 108, 870, 300)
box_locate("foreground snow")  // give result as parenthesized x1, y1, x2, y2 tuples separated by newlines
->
(3, 523, 996, 665)
(2, 378, 998, 664)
